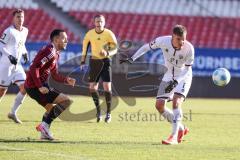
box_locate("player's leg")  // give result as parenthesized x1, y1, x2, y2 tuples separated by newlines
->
(0, 87, 8, 102)
(41, 93, 72, 127)
(8, 67, 27, 123)
(173, 79, 192, 143)
(103, 82, 111, 123)
(156, 98, 178, 144)
(25, 85, 71, 140)
(25, 86, 54, 140)
(8, 81, 27, 124)
(89, 59, 103, 122)
(0, 65, 10, 102)
(38, 93, 72, 140)
(172, 94, 189, 143)
(155, 80, 179, 144)
(155, 81, 174, 123)
(156, 98, 173, 122)
(171, 94, 185, 142)
(102, 58, 112, 123)
(89, 82, 101, 122)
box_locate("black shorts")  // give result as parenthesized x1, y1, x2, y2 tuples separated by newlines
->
(25, 84, 59, 107)
(88, 58, 112, 82)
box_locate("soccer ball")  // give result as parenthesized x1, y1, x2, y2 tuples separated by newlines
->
(212, 68, 231, 86)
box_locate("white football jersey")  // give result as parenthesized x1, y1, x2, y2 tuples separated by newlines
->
(149, 36, 194, 81)
(0, 25, 28, 65)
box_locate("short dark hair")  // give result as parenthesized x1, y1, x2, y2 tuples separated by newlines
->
(50, 29, 65, 42)
(12, 9, 24, 16)
(93, 14, 105, 20)
(172, 25, 187, 36)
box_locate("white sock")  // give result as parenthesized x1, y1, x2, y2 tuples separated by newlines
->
(161, 107, 174, 123)
(11, 92, 26, 115)
(172, 108, 183, 138)
(42, 121, 50, 129)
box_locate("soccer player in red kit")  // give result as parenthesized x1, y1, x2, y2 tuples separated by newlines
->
(24, 29, 76, 140)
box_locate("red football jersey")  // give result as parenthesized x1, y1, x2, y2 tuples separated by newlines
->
(25, 44, 68, 88)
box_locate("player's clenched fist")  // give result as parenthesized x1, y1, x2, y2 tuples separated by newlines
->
(38, 87, 49, 94)
(67, 77, 76, 87)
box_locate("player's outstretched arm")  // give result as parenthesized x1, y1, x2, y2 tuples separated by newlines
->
(39, 87, 49, 94)
(119, 57, 134, 64)
(66, 77, 76, 87)
(120, 43, 151, 64)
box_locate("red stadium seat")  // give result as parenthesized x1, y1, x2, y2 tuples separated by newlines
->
(0, 9, 79, 43)
(68, 11, 239, 49)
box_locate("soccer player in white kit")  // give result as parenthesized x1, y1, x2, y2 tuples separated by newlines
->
(120, 25, 194, 145)
(0, 9, 29, 124)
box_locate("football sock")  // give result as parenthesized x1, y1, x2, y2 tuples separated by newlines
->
(161, 107, 174, 123)
(43, 99, 72, 125)
(172, 107, 183, 138)
(91, 91, 101, 114)
(11, 92, 26, 115)
(42, 112, 49, 125)
(104, 91, 112, 114)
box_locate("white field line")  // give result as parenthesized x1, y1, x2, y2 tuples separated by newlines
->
(0, 145, 93, 160)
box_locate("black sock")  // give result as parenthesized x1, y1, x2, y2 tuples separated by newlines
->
(104, 91, 112, 114)
(43, 100, 71, 125)
(91, 91, 100, 113)
(42, 112, 48, 122)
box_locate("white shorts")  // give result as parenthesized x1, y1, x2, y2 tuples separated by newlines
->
(0, 64, 26, 88)
(156, 77, 192, 100)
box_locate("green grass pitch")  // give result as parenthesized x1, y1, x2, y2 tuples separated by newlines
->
(0, 95, 240, 160)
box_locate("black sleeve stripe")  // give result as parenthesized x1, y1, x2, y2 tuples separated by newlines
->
(185, 64, 192, 66)
(0, 84, 9, 87)
(0, 40, 6, 44)
(149, 43, 154, 50)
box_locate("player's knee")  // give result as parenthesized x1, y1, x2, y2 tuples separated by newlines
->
(89, 85, 97, 92)
(0, 88, 7, 97)
(19, 87, 26, 95)
(59, 98, 72, 109)
(104, 88, 111, 92)
(89, 88, 96, 93)
(155, 99, 165, 113)
(103, 82, 111, 92)
(172, 97, 184, 109)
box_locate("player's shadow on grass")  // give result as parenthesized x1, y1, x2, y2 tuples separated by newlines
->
(0, 138, 162, 145)
(0, 138, 63, 144)
(0, 120, 59, 123)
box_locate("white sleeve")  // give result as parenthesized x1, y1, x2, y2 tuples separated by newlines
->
(131, 43, 151, 61)
(185, 44, 194, 66)
(22, 44, 28, 54)
(22, 28, 28, 54)
(149, 37, 165, 50)
(0, 29, 10, 44)
(131, 36, 166, 61)
(175, 46, 194, 82)
(0, 29, 12, 56)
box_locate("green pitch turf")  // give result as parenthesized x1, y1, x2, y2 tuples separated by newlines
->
(0, 95, 240, 160)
